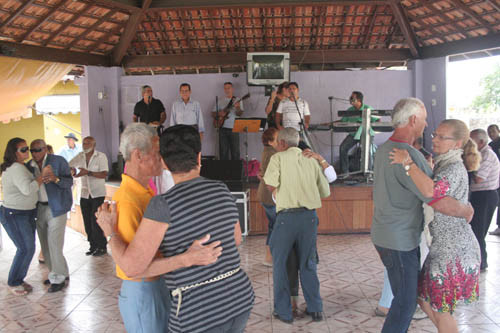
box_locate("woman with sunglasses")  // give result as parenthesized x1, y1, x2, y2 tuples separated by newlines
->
(0, 138, 43, 296)
(389, 120, 481, 333)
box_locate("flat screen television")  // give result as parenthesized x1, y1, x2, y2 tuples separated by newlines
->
(247, 52, 290, 86)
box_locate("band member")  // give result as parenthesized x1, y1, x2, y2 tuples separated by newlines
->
(212, 82, 244, 160)
(133, 85, 166, 128)
(265, 82, 289, 129)
(170, 83, 204, 139)
(338, 91, 379, 174)
(275, 82, 310, 131)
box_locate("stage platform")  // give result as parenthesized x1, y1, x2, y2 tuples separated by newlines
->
(66, 181, 373, 236)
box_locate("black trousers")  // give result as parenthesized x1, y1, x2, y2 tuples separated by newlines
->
(80, 196, 106, 250)
(219, 128, 240, 160)
(470, 190, 499, 269)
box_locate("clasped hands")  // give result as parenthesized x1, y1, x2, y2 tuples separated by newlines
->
(41, 165, 58, 184)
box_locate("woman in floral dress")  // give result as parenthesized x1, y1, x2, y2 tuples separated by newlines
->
(389, 119, 481, 333)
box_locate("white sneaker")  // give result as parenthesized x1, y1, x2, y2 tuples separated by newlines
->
(488, 227, 500, 236)
(412, 306, 428, 320)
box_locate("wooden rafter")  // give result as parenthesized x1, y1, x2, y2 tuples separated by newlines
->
(42, 2, 94, 46)
(147, 0, 388, 9)
(288, 6, 296, 50)
(87, 21, 126, 52)
(65, 9, 117, 49)
(15, 0, 67, 42)
(389, 0, 420, 57)
(0, 0, 36, 30)
(420, 32, 500, 57)
(112, 0, 152, 65)
(419, 0, 469, 37)
(361, 6, 377, 48)
(179, 9, 195, 52)
(123, 48, 411, 68)
(446, 0, 495, 33)
(0, 40, 109, 65)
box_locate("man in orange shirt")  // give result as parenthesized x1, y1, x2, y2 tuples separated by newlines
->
(105, 123, 222, 332)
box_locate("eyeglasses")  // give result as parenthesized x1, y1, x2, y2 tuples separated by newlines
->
(431, 133, 455, 141)
(17, 147, 29, 153)
(30, 147, 45, 153)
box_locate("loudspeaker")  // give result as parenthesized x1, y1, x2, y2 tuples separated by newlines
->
(200, 160, 245, 191)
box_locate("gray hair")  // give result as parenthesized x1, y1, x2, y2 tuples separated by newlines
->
(470, 128, 488, 144)
(392, 98, 425, 128)
(277, 127, 299, 147)
(119, 123, 156, 161)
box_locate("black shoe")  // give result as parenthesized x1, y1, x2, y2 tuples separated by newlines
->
(85, 249, 96, 256)
(305, 310, 323, 322)
(92, 248, 107, 257)
(272, 311, 293, 324)
(44, 277, 69, 285)
(48, 281, 65, 293)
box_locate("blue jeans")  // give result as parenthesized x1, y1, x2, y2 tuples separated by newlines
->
(270, 209, 322, 321)
(203, 309, 251, 333)
(375, 245, 420, 333)
(119, 278, 170, 333)
(0, 207, 37, 287)
(262, 204, 276, 245)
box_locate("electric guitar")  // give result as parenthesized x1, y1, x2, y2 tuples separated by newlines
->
(213, 93, 250, 128)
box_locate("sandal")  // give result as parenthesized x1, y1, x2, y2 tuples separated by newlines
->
(8, 285, 28, 296)
(22, 282, 33, 293)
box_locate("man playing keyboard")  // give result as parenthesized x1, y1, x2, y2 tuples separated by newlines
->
(338, 91, 379, 174)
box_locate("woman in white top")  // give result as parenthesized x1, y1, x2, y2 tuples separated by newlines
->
(0, 138, 43, 296)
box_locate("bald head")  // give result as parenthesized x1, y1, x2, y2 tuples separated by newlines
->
(83, 136, 96, 154)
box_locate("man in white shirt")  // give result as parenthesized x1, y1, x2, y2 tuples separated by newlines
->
(170, 83, 204, 139)
(275, 82, 310, 131)
(58, 133, 82, 162)
(69, 137, 109, 257)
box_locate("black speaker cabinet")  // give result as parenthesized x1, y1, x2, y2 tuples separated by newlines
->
(200, 160, 246, 191)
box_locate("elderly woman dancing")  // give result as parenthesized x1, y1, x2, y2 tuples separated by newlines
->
(389, 119, 480, 333)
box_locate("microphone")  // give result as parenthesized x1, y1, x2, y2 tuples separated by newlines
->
(328, 96, 350, 102)
(148, 95, 152, 104)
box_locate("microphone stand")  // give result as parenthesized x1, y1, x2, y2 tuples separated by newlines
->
(292, 94, 316, 152)
(328, 96, 350, 165)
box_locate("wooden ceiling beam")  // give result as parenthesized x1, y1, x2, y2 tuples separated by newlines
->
(112, 0, 152, 65)
(65, 9, 118, 49)
(0, 40, 110, 66)
(420, 32, 500, 58)
(123, 48, 412, 67)
(0, 0, 37, 30)
(148, 0, 387, 9)
(42, 2, 94, 46)
(94, 0, 142, 12)
(15, 0, 67, 42)
(446, 0, 495, 33)
(362, 7, 378, 48)
(389, 0, 420, 57)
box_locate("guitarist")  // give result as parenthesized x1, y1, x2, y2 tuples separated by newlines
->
(211, 82, 244, 160)
(265, 81, 289, 129)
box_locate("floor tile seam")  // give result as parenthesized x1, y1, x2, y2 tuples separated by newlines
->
(49, 284, 101, 332)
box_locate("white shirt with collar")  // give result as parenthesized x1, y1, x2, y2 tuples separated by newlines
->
(69, 150, 109, 199)
(30, 154, 49, 203)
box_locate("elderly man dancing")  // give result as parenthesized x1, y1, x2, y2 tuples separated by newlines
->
(263, 127, 330, 324)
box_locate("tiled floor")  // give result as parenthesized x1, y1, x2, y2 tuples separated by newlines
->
(0, 224, 499, 332)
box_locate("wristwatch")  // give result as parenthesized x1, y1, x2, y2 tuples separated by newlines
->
(54, 177, 60, 184)
(404, 162, 415, 176)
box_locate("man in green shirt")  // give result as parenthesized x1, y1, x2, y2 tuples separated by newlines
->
(339, 91, 379, 174)
(263, 128, 330, 324)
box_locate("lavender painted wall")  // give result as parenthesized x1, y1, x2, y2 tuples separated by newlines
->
(408, 57, 448, 150)
(120, 70, 413, 163)
(76, 66, 121, 166)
